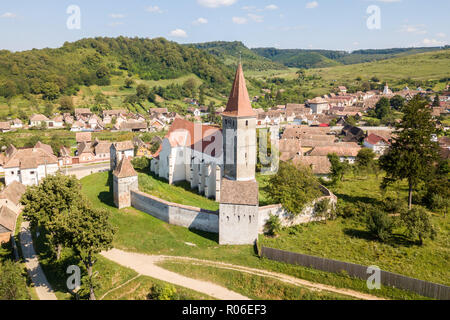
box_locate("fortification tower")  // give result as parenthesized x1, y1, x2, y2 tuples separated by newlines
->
(113, 156, 139, 209)
(219, 64, 259, 245)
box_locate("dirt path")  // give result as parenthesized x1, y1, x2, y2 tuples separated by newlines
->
(101, 249, 250, 300)
(19, 221, 58, 300)
(102, 249, 384, 300)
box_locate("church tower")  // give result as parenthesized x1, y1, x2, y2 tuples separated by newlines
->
(222, 63, 257, 181)
(219, 64, 259, 245)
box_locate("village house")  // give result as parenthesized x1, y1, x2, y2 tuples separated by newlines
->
(0, 122, 11, 133)
(75, 108, 93, 120)
(2, 143, 59, 186)
(47, 115, 64, 129)
(110, 141, 135, 171)
(11, 119, 23, 129)
(342, 124, 366, 143)
(0, 206, 16, 244)
(0, 181, 27, 214)
(114, 119, 148, 132)
(149, 118, 165, 132)
(363, 134, 390, 156)
(29, 114, 49, 127)
(307, 97, 330, 114)
(306, 143, 361, 164)
(292, 155, 332, 178)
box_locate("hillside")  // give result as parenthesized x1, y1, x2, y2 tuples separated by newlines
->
(0, 37, 234, 100)
(188, 41, 286, 71)
(252, 46, 447, 69)
(309, 49, 450, 85)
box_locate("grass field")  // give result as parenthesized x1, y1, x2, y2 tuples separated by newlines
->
(260, 174, 450, 286)
(138, 172, 220, 211)
(309, 49, 450, 84)
(79, 171, 429, 299)
(159, 261, 354, 300)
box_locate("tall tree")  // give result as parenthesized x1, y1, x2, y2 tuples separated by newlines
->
(63, 203, 115, 300)
(21, 174, 84, 260)
(379, 95, 440, 209)
(328, 153, 351, 184)
(375, 97, 391, 120)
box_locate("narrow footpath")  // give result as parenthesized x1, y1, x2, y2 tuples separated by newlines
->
(19, 221, 57, 300)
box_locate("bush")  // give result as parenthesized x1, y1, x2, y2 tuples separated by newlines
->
(401, 207, 436, 245)
(336, 200, 360, 219)
(381, 193, 407, 215)
(131, 157, 150, 172)
(264, 214, 282, 237)
(148, 284, 177, 300)
(0, 260, 30, 300)
(366, 207, 394, 242)
(314, 199, 336, 220)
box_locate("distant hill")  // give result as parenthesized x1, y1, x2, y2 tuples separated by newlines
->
(251, 46, 448, 69)
(0, 37, 234, 99)
(187, 41, 287, 71)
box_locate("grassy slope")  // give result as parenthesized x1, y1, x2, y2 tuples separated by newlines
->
(160, 261, 354, 300)
(260, 174, 450, 286)
(79, 171, 429, 299)
(309, 49, 450, 83)
(138, 172, 220, 211)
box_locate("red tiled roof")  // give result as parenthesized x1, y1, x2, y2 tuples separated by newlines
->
(365, 133, 389, 146)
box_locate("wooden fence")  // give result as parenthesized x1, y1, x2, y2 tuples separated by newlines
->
(259, 246, 450, 300)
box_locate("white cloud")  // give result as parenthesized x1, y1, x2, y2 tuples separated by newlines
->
(422, 38, 445, 46)
(170, 29, 188, 38)
(1, 12, 17, 19)
(248, 14, 263, 23)
(110, 14, 125, 19)
(242, 6, 256, 11)
(232, 17, 248, 24)
(265, 4, 278, 10)
(146, 6, 163, 13)
(108, 22, 124, 27)
(436, 32, 446, 38)
(399, 24, 427, 35)
(198, 0, 237, 8)
(306, 1, 319, 9)
(193, 17, 208, 25)
(376, 0, 402, 2)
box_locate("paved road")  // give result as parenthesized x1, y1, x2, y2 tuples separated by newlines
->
(62, 163, 110, 179)
(102, 249, 250, 300)
(19, 221, 58, 300)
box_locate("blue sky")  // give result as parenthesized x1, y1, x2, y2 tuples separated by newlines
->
(0, 0, 449, 52)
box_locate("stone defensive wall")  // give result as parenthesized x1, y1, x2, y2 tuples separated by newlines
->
(130, 190, 219, 233)
(257, 185, 337, 233)
(128, 185, 336, 235)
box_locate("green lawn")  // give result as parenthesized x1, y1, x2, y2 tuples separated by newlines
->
(79, 171, 429, 300)
(159, 261, 354, 300)
(138, 172, 220, 211)
(260, 174, 450, 286)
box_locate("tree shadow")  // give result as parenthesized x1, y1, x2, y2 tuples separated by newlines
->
(343, 228, 417, 247)
(334, 192, 379, 206)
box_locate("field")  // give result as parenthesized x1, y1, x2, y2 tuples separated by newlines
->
(78, 171, 429, 299)
(159, 261, 354, 300)
(309, 50, 450, 85)
(138, 172, 220, 211)
(260, 174, 450, 286)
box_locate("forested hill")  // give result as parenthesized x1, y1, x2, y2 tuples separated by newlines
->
(187, 41, 287, 71)
(0, 37, 234, 99)
(252, 46, 448, 69)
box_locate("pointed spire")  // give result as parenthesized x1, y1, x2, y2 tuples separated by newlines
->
(222, 63, 256, 118)
(113, 156, 138, 178)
